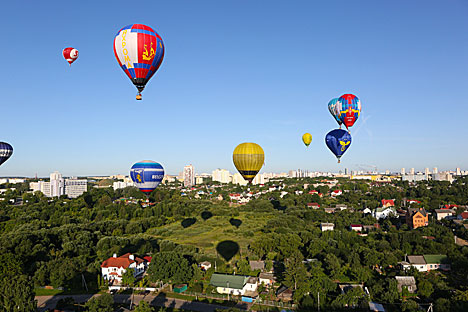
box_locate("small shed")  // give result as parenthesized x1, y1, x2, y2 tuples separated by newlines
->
(173, 284, 187, 293)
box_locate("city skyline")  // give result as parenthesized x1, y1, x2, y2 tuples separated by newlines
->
(0, 0, 467, 176)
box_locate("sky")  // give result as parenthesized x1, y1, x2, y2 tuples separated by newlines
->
(0, 0, 467, 177)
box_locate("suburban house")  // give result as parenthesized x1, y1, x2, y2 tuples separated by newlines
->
(434, 209, 455, 221)
(373, 207, 397, 220)
(249, 260, 265, 271)
(395, 276, 417, 293)
(101, 253, 148, 284)
(258, 273, 275, 286)
(276, 285, 293, 301)
(200, 261, 212, 271)
(350, 224, 363, 232)
(362, 208, 372, 215)
(407, 199, 421, 205)
(381, 199, 395, 208)
(362, 224, 380, 232)
(320, 223, 335, 231)
(331, 190, 342, 196)
(406, 207, 429, 229)
(400, 255, 450, 272)
(210, 273, 258, 296)
(336, 204, 348, 211)
(457, 212, 468, 220)
(307, 202, 320, 209)
(324, 207, 336, 214)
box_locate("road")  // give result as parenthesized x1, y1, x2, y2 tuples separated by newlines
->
(36, 293, 249, 312)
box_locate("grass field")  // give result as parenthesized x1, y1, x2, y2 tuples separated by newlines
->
(148, 210, 275, 257)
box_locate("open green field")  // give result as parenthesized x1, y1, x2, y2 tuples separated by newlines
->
(148, 210, 276, 256)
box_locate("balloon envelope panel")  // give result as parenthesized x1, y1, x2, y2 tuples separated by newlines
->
(233, 143, 264, 182)
(325, 129, 352, 160)
(130, 160, 164, 193)
(328, 98, 342, 126)
(0, 142, 13, 167)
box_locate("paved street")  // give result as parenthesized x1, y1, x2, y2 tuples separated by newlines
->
(36, 293, 249, 312)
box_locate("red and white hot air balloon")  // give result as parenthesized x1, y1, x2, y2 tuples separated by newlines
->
(63, 47, 79, 66)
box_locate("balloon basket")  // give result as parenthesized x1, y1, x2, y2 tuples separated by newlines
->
(136, 94, 142, 100)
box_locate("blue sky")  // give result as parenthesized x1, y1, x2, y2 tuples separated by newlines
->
(0, 0, 467, 177)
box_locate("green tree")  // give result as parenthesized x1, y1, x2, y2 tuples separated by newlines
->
(147, 252, 193, 284)
(0, 254, 36, 312)
(121, 268, 135, 286)
(135, 300, 153, 312)
(85, 293, 114, 312)
(418, 279, 434, 299)
(401, 299, 419, 311)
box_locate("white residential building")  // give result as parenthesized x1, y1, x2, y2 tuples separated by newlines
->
(212, 169, 231, 183)
(101, 253, 149, 284)
(50, 171, 65, 197)
(184, 165, 195, 188)
(29, 171, 87, 198)
(373, 207, 397, 220)
(65, 178, 88, 198)
(232, 173, 248, 186)
(321, 223, 335, 231)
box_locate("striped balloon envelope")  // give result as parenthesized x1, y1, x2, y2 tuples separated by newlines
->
(232, 143, 264, 183)
(327, 98, 342, 127)
(130, 160, 164, 195)
(0, 142, 13, 167)
(336, 94, 361, 130)
(114, 24, 165, 99)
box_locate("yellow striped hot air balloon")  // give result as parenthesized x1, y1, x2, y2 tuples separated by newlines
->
(233, 142, 264, 183)
(302, 133, 312, 147)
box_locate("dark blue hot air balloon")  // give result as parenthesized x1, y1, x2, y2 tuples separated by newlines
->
(325, 129, 352, 163)
(0, 142, 13, 167)
(130, 160, 164, 196)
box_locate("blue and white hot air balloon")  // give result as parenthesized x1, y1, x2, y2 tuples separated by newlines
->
(130, 160, 164, 195)
(0, 142, 13, 167)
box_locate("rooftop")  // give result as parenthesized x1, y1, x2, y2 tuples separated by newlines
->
(210, 273, 247, 290)
(395, 276, 416, 286)
(407, 255, 426, 265)
(423, 254, 448, 264)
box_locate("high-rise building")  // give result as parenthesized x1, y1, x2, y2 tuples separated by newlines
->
(425, 168, 430, 175)
(410, 168, 415, 175)
(212, 169, 231, 183)
(433, 167, 438, 174)
(50, 171, 65, 197)
(252, 173, 266, 185)
(456, 168, 461, 176)
(345, 168, 349, 175)
(401, 168, 405, 175)
(385, 170, 390, 175)
(184, 165, 195, 188)
(232, 173, 248, 186)
(65, 178, 88, 198)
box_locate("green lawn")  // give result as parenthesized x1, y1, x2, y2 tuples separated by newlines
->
(148, 211, 275, 256)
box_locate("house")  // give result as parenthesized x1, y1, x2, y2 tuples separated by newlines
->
(276, 285, 293, 302)
(324, 207, 336, 214)
(336, 204, 348, 211)
(434, 209, 455, 221)
(395, 276, 417, 293)
(101, 253, 148, 284)
(381, 199, 395, 208)
(321, 223, 334, 231)
(424, 255, 450, 271)
(200, 261, 211, 271)
(307, 202, 320, 209)
(369, 302, 386, 312)
(362, 224, 380, 232)
(331, 190, 342, 196)
(443, 204, 458, 210)
(210, 273, 258, 296)
(406, 207, 429, 229)
(401, 255, 450, 272)
(338, 283, 363, 294)
(373, 207, 397, 220)
(458, 212, 468, 220)
(362, 208, 372, 215)
(249, 260, 265, 271)
(258, 273, 275, 286)
(350, 224, 363, 232)
(407, 199, 421, 205)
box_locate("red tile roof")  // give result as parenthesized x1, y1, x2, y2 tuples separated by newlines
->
(101, 253, 145, 268)
(143, 256, 152, 263)
(460, 212, 468, 220)
(382, 199, 395, 206)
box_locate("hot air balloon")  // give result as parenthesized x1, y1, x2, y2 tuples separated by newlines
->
(130, 160, 164, 196)
(325, 129, 351, 163)
(63, 47, 79, 66)
(233, 143, 264, 183)
(328, 98, 342, 128)
(0, 142, 13, 167)
(336, 94, 361, 130)
(302, 133, 312, 147)
(114, 24, 165, 100)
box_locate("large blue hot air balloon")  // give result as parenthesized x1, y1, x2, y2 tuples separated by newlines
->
(0, 142, 13, 167)
(325, 129, 352, 163)
(130, 160, 164, 195)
